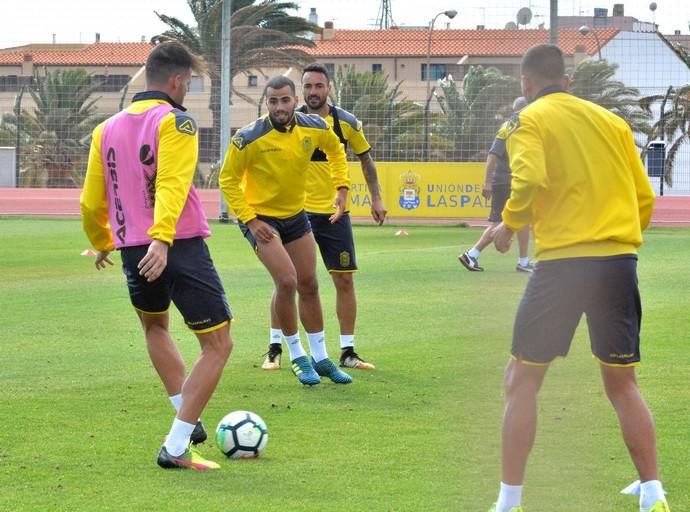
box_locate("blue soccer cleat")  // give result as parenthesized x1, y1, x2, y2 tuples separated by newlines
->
(291, 355, 320, 386)
(313, 357, 353, 384)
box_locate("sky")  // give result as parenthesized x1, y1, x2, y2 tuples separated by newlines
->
(2, 0, 689, 48)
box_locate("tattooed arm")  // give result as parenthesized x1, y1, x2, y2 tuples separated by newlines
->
(359, 152, 387, 225)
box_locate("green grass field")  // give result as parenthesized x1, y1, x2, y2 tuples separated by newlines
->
(0, 218, 687, 511)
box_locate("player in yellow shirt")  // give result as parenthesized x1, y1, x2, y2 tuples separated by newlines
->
(220, 75, 353, 386)
(262, 64, 387, 372)
(488, 44, 668, 512)
(81, 42, 232, 471)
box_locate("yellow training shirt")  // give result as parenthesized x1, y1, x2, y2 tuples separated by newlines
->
(504, 88, 655, 261)
(303, 105, 371, 214)
(220, 112, 350, 224)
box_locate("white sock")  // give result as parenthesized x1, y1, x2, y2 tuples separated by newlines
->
(169, 393, 182, 412)
(468, 247, 481, 259)
(270, 328, 283, 346)
(496, 482, 523, 512)
(519, 257, 529, 266)
(164, 418, 195, 457)
(284, 332, 307, 360)
(168, 394, 201, 423)
(640, 480, 665, 510)
(307, 331, 328, 362)
(340, 334, 355, 349)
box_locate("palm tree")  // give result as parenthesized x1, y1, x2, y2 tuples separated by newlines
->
(0, 69, 106, 187)
(330, 65, 423, 161)
(153, 0, 318, 158)
(640, 84, 690, 187)
(568, 59, 651, 138)
(435, 66, 521, 162)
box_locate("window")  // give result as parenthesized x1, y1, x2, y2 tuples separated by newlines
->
(198, 127, 215, 163)
(372, 63, 383, 74)
(189, 75, 204, 93)
(323, 63, 335, 77)
(0, 75, 19, 92)
(91, 74, 130, 92)
(247, 75, 258, 87)
(421, 63, 448, 81)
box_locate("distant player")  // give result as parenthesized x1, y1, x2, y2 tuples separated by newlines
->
(262, 63, 387, 372)
(458, 96, 532, 273)
(81, 41, 232, 470)
(487, 44, 669, 512)
(220, 75, 352, 386)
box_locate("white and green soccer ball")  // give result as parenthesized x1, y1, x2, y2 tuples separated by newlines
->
(215, 410, 268, 459)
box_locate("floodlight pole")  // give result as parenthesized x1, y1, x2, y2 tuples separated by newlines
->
(423, 9, 457, 162)
(14, 86, 25, 187)
(550, 0, 558, 45)
(658, 85, 673, 196)
(578, 25, 602, 59)
(219, 0, 232, 222)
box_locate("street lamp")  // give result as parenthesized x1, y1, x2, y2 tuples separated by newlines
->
(423, 9, 457, 161)
(578, 25, 602, 60)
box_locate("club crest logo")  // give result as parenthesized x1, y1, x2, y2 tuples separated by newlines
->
(399, 171, 421, 210)
(339, 251, 351, 267)
(302, 136, 313, 154)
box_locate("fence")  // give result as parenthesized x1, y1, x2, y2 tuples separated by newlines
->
(0, 2, 689, 194)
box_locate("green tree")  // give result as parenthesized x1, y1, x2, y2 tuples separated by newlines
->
(153, 0, 318, 159)
(568, 59, 651, 137)
(640, 84, 690, 187)
(671, 42, 690, 70)
(330, 65, 423, 161)
(0, 70, 105, 187)
(435, 66, 521, 161)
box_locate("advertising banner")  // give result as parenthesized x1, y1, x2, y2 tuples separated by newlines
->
(347, 162, 490, 219)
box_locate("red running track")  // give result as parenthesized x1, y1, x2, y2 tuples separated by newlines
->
(1, 188, 689, 227)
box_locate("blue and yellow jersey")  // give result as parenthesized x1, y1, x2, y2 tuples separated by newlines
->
(504, 87, 655, 261)
(302, 105, 371, 214)
(488, 122, 512, 186)
(219, 112, 350, 224)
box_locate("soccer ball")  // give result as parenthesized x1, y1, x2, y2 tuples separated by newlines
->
(215, 410, 268, 459)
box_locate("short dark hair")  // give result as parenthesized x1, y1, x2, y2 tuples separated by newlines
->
(302, 63, 330, 83)
(264, 76, 296, 96)
(146, 41, 204, 86)
(521, 44, 565, 84)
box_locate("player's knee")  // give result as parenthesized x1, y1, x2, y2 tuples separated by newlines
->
(297, 275, 319, 296)
(332, 272, 354, 292)
(602, 370, 639, 405)
(503, 363, 542, 399)
(275, 273, 298, 295)
(199, 327, 233, 361)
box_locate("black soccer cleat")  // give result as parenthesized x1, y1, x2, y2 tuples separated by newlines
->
(190, 420, 207, 445)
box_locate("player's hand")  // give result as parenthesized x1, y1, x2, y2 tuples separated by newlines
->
(95, 250, 113, 270)
(491, 223, 514, 253)
(137, 239, 169, 282)
(329, 188, 348, 224)
(371, 197, 387, 225)
(481, 183, 493, 201)
(247, 218, 277, 245)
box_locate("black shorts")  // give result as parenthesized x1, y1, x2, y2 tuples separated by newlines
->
(120, 237, 232, 332)
(307, 212, 357, 272)
(238, 210, 312, 251)
(488, 183, 510, 223)
(512, 255, 641, 366)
